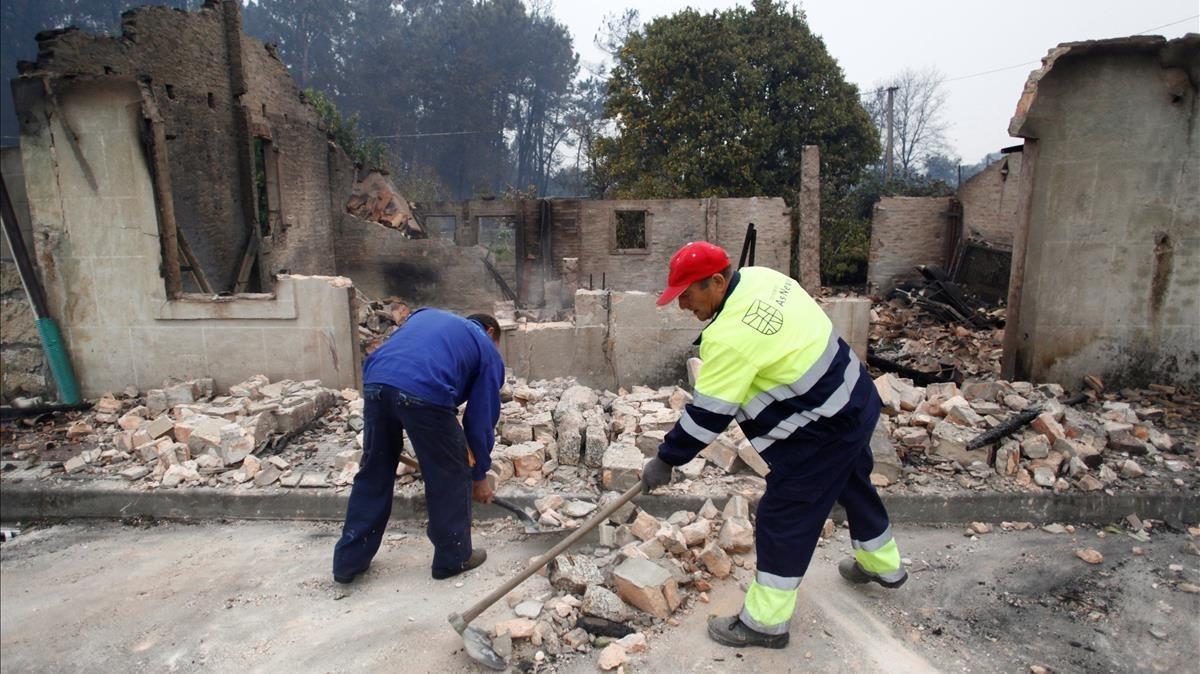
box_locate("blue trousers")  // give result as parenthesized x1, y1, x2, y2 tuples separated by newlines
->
(333, 384, 473, 577)
(756, 430, 893, 579)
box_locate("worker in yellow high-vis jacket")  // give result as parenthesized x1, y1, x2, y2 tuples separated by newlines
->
(642, 241, 906, 649)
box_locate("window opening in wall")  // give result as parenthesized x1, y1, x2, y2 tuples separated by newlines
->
(478, 215, 518, 290)
(252, 137, 281, 237)
(614, 210, 647, 252)
(164, 84, 176, 100)
(207, 92, 214, 109)
(425, 215, 457, 242)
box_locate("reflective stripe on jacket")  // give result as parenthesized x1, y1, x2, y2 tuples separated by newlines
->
(658, 266, 880, 467)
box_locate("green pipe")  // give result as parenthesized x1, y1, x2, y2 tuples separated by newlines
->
(35, 317, 81, 405)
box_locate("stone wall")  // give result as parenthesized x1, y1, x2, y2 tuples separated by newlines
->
(1005, 35, 1200, 387)
(15, 78, 360, 397)
(959, 153, 1022, 247)
(867, 196, 956, 293)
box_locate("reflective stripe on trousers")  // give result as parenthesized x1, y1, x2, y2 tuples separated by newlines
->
(852, 525, 904, 582)
(738, 571, 801, 635)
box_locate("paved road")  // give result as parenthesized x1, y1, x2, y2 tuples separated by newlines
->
(1, 519, 1196, 672)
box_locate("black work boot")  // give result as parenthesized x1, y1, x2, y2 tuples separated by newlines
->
(706, 615, 789, 649)
(838, 557, 908, 589)
(432, 548, 487, 580)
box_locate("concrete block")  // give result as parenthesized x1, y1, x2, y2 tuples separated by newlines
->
(612, 557, 680, 619)
(583, 421, 609, 468)
(601, 442, 644, 491)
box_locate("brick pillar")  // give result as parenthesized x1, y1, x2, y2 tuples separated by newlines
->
(798, 145, 821, 291)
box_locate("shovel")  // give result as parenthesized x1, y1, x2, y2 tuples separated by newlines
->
(396, 454, 563, 535)
(448, 479, 645, 670)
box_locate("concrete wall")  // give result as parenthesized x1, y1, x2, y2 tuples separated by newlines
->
(1, 147, 50, 401)
(867, 196, 956, 293)
(501, 290, 870, 390)
(959, 153, 1022, 247)
(16, 78, 360, 397)
(1005, 35, 1200, 387)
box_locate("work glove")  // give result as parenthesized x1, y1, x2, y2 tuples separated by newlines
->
(642, 457, 674, 494)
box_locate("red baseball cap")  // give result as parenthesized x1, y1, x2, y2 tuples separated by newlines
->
(657, 241, 731, 306)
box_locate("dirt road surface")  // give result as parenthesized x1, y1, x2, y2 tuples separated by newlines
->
(1, 519, 1196, 672)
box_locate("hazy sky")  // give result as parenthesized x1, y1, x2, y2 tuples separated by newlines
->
(554, 1, 1199, 164)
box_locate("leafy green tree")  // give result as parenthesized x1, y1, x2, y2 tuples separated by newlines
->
(591, 0, 878, 199)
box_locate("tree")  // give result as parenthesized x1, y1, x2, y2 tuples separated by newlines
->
(590, 0, 879, 199)
(866, 67, 949, 178)
(243, 0, 350, 93)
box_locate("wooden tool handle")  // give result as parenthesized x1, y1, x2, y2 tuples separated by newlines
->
(457, 480, 645, 626)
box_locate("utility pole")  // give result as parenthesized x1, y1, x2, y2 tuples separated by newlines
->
(885, 86, 898, 182)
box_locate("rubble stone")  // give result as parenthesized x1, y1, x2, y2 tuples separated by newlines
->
(582, 585, 630, 623)
(718, 517, 754, 553)
(495, 618, 536, 639)
(698, 499, 720, 520)
(1021, 436, 1051, 460)
(601, 442, 644, 491)
(700, 434, 744, 473)
(1030, 413, 1066, 444)
(681, 519, 711, 547)
(549, 554, 603, 594)
(1121, 459, 1145, 479)
(698, 540, 733, 578)
(629, 510, 661, 542)
(931, 421, 976, 464)
(598, 644, 628, 671)
(995, 441, 1021, 476)
(612, 557, 680, 619)
(504, 442, 545, 477)
(723, 494, 750, 520)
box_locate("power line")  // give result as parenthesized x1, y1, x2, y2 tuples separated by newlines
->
(943, 14, 1198, 83)
(368, 130, 495, 139)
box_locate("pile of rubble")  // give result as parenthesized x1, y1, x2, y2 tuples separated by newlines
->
(355, 292, 411, 356)
(485, 379, 769, 500)
(2, 367, 1194, 502)
(4, 376, 350, 489)
(870, 297, 1004, 380)
(489, 492, 806, 670)
(873, 375, 1197, 494)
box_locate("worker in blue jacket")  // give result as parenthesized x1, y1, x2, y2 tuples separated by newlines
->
(333, 309, 505, 582)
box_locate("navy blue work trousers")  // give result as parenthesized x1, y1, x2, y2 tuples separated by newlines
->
(755, 430, 892, 579)
(333, 383, 473, 577)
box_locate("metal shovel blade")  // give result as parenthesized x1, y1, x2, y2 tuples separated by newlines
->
(491, 496, 563, 535)
(450, 613, 507, 671)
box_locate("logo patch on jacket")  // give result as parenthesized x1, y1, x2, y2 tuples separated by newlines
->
(742, 300, 784, 335)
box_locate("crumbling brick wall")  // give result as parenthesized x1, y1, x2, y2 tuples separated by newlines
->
(19, 0, 340, 292)
(959, 153, 1021, 247)
(867, 196, 955, 293)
